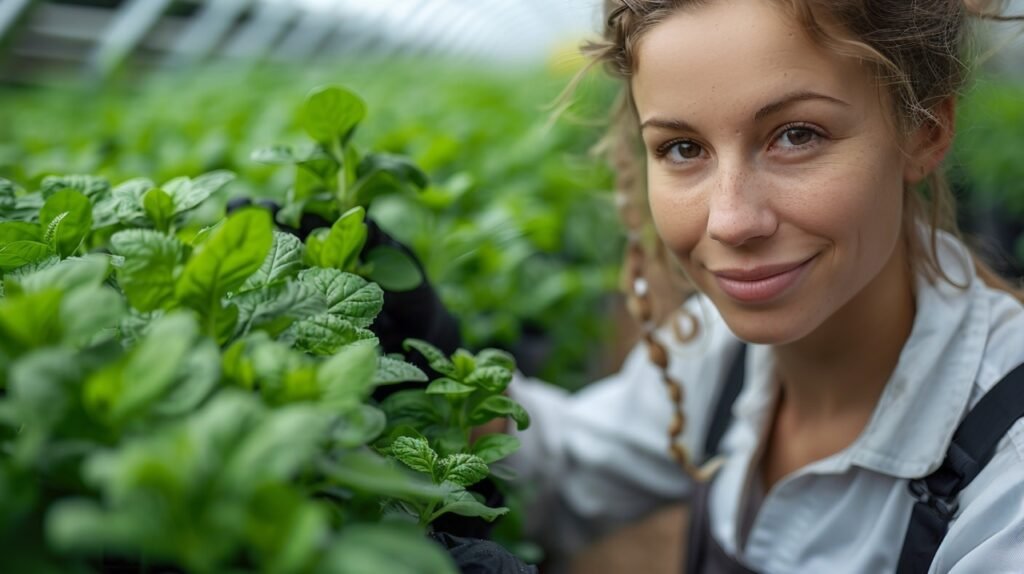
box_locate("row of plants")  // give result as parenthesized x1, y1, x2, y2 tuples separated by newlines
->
(0, 85, 534, 572)
(0, 59, 623, 388)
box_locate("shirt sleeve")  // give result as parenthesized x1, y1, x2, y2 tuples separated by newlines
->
(501, 296, 738, 557)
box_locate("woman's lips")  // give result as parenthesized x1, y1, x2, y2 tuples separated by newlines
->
(711, 255, 817, 303)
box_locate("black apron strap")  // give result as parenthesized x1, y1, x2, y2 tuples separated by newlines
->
(896, 361, 1024, 573)
(702, 343, 747, 464)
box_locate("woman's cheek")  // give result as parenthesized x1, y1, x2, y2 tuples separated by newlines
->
(647, 177, 708, 259)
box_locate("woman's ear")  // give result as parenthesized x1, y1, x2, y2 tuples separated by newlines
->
(905, 96, 956, 185)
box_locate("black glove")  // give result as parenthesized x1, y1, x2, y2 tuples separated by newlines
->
(431, 533, 538, 574)
(226, 197, 462, 364)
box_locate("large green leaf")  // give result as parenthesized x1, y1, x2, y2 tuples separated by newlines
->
(365, 245, 422, 292)
(40, 175, 110, 201)
(163, 170, 235, 215)
(470, 433, 520, 464)
(143, 187, 175, 232)
(316, 343, 378, 407)
(301, 86, 366, 144)
(8, 254, 110, 294)
(232, 281, 325, 338)
(176, 208, 273, 335)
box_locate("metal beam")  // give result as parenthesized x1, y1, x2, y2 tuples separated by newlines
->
(0, 0, 35, 44)
(220, 0, 296, 61)
(89, 0, 174, 77)
(165, 0, 252, 68)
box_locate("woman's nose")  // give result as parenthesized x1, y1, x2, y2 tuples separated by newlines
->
(705, 169, 778, 247)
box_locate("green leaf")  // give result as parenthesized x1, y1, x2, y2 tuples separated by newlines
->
(365, 245, 423, 292)
(316, 343, 378, 407)
(379, 390, 444, 430)
(110, 177, 154, 224)
(297, 267, 383, 327)
(321, 450, 444, 501)
(60, 284, 125, 347)
(374, 356, 428, 385)
(469, 396, 530, 431)
(436, 453, 488, 487)
(470, 434, 520, 464)
(0, 221, 42, 244)
(163, 170, 236, 215)
(9, 254, 109, 294)
(111, 229, 183, 312)
(40, 175, 110, 201)
(143, 187, 175, 232)
(319, 206, 366, 271)
(403, 339, 456, 377)
(233, 281, 325, 338)
(287, 313, 377, 356)
(317, 523, 458, 574)
(465, 366, 513, 393)
(432, 486, 508, 522)
(475, 348, 516, 371)
(250, 145, 297, 165)
(0, 240, 52, 271)
(425, 378, 475, 397)
(242, 231, 305, 290)
(223, 404, 331, 490)
(353, 153, 429, 205)
(152, 338, 220, 417)
(0, 289, 62, 354)
(301, 85, 367, 144)
(331, 404, 387, 447)
(40, 190, 92, 257)
(176, 208, 273, 334)
(390, 436, 438, 475)
(0, 178, 16, 210)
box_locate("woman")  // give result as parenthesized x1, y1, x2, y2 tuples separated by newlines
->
(501, 1, 1024, 572)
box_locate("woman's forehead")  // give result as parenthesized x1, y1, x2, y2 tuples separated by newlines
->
(631, 0, 873, 124)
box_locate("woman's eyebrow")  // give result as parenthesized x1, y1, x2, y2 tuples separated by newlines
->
(754, 91, 851, 121)
(639, 118, 699, 132)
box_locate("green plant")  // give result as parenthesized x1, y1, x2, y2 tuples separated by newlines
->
(0, 87, 531, 571)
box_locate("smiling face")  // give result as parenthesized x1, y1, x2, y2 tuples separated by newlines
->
(632, 0, 923, 345)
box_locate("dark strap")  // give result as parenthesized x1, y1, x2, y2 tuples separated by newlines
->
(896, 361, 1024, 573)
(702, 344, 747, 463)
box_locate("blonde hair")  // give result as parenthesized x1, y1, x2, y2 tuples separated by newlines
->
(583, 0, 1024, 473)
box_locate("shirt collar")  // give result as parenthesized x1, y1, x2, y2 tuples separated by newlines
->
(731, 231, 988, 479)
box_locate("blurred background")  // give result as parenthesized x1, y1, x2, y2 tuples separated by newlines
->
(0, 0, 1021, 389)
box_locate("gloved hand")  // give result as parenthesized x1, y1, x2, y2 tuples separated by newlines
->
(225, 197, 462, 362)
(430, 532, 538, 574)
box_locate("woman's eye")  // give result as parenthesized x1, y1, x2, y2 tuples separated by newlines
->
(658, 140, 704, 163)
(775, 126, 821, 149)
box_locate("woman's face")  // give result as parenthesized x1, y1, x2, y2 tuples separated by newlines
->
(632, 0, 918, 345)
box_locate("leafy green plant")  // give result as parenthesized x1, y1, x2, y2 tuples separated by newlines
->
(0, 98, 531, 572)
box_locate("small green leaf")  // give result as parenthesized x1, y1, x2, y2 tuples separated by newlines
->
(365, 245, 423, 292)
(469, 396, 530, 431)
(319, 206, 366, 271)
(465, 366, 513, 393)
(143, 187, 175, 232)
(436, 453, 488, 487)
(432, 486, 508, 522)
(476, 348, 516, 371)
(425, 378, 474, 397)
(163, 170, 235, 215)
(176, 208, 273, 334)
(250, 145, 297, 165)
(287, 313, 377, 356)
(403, 339, 456, 377)
(40, 190, 92, 257)
(111, 229, 183, 312)
(243, 231, 305, 290)
(390, 436, 438, 475)
(301, 85, 367, 144)
(471, 434, 520, 464)
(297, 267, 382, 327)
(317, 343, 378, 407)
(374, 356, 428, 386)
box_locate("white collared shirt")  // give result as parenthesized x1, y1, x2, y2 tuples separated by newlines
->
(506, 232, 1024, 573)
